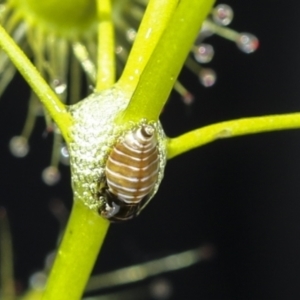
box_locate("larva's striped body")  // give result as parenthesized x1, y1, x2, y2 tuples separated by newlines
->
(101, 125, 159, 221)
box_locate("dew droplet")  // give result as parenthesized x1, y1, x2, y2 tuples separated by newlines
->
(236, 32, 259, 53)
(126, 28, 136, 42)
(150, 278, 173, 300)
(193, 43, 214, 63)
(60, 145, 70, 165)
(115, 45, 123, 54)
(9, 136, 29, 157)
(42, 166, 61, 186)
(29, 271, 47, 291)
(198, 68, 217, 87)
(51, 79, 67, 95)
(212, 4, 234, 26)
(182, 92, 194, 105)
(45, 251, 56, 272)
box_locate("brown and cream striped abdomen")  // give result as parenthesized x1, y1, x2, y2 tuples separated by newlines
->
(105, 125, 159, 204)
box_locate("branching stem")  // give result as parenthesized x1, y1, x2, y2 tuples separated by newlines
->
(167, 113, 300, 159)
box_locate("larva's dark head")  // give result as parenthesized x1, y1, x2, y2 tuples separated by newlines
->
(99, 190, 151, 222)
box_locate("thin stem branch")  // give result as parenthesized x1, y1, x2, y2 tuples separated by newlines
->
(86, 244, 213, 292)
(120, 0, 215, 123)
(167, 113, 300, 159)
(96, 0, 116, 90)
(42, 200, 109, 300)
(117, 0, 179, 95)
(0, 25, 73, 142)
(203, 20, 239, 42)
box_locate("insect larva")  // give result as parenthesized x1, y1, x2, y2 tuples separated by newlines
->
(101, 124, 159, 221)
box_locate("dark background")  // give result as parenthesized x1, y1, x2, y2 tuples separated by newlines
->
(1, 1, 300, 299)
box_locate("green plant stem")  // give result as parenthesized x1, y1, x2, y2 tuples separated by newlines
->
(96, 0, 115, 90)
(118, 0, 179, 95)
(167, 113, 300, 159)
(120, 0, 215, 123)
(0, 24, 73, 142)
(42, 200, 109, 300)
(0, 209, 15, 300)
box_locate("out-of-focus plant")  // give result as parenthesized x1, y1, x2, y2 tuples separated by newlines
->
(1, 0, 300, 299)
